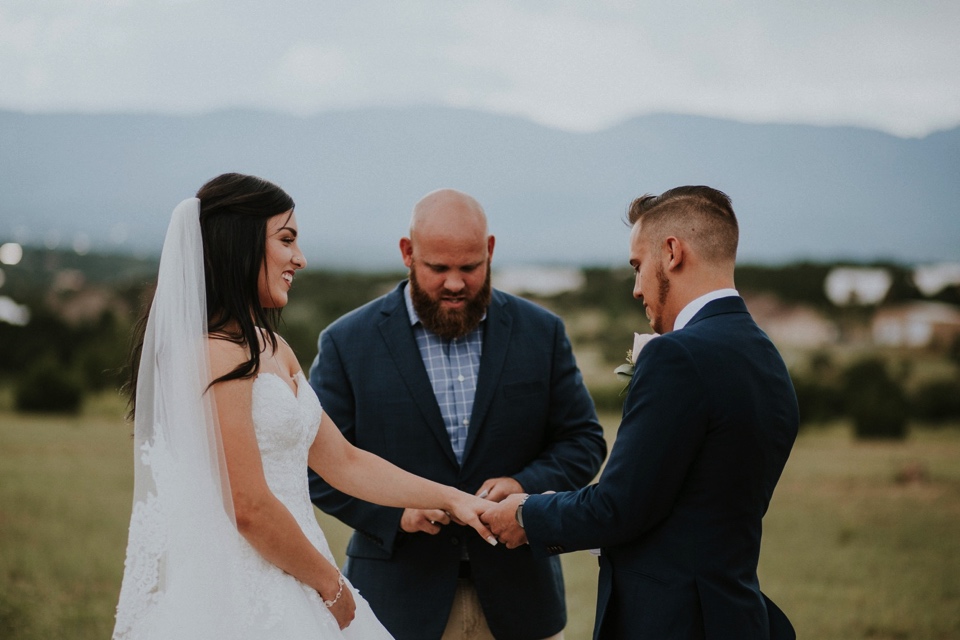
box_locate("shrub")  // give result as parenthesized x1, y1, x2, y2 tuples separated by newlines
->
(792, 375, 844, 425)
(842, 358, 908, 439)
(911, 378, 960, 422)
(949, 335, 960, 367)
(15, 360, 84, 414)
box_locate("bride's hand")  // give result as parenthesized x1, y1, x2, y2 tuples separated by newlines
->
(322, 575, 356, 630)
(448, 491, 499, 546)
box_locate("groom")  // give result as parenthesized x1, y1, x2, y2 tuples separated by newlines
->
(483, 186, 798, 639)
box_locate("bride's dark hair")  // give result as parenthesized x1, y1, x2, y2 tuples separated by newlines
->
(124, 173, 296, 418)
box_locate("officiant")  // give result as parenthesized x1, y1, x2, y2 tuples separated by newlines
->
(307, 188, 607, 640)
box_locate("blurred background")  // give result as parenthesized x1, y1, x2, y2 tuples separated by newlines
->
(1, 2, 958, 638)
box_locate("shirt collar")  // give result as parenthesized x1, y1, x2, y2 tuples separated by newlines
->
(673, 288, 739, 331)
(403, 281, 421, 326)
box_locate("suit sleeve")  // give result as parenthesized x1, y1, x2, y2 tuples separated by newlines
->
(307, 328, 404, 555)
(523, 335, 708, 552)
(511, 316, 607, 494)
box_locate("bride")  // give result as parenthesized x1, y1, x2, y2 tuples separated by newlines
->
(113, 173, 497, 638)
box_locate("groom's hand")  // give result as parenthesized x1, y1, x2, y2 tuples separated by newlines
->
(475, 476, 524, 503)
(400, 508, 450, 534)
(481, 493, 528, 549)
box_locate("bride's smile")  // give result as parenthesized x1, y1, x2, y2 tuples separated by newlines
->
(258, 209, 305, 309)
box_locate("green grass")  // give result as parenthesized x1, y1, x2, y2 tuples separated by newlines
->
(757, 424, 960, 639)
(1, 399, 959, 639)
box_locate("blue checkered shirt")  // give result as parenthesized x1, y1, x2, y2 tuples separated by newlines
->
(404, 283, 484, 464)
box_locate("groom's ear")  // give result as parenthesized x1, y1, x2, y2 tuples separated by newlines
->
(663, 236, 684, 271)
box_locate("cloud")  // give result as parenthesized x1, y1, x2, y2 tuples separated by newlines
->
(1, 0, 958, 136)
(275, 43, 352, 108)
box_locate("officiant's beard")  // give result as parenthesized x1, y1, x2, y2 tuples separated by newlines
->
(409, 263, 492, 340)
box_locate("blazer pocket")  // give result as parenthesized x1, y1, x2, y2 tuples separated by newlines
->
(346, 530, 393, 560)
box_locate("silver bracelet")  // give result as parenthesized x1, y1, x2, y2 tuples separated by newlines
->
(322, 572, 346, 608)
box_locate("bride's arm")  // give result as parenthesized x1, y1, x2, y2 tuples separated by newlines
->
(208, 340, 355, 626)
(307, 410, 497, 545)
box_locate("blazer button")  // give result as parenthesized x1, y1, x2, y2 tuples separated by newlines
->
(451, 536, 460, 546)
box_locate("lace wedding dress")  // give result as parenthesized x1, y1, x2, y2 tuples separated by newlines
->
(231, 370, 394, 638)
(112, 370, 393, 639)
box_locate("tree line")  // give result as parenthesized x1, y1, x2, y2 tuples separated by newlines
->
(1, 247, 958, 438)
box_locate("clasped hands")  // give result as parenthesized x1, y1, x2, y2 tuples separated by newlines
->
(401, 476, 529, 549)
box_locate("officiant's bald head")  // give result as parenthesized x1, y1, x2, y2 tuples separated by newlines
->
(409, 188, 489, 241)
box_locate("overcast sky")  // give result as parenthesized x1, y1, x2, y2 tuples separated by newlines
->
(2, 0, 959, 138)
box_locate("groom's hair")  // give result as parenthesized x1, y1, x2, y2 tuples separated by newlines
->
(626, 186, 738, 264)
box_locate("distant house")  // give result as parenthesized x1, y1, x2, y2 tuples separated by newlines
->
(493, 266, 585, 297)
(744, 294, 838, 348)
(913, 262, 960, 296)
(45, 269, 130, 327)
(872, 301, 960, 348)
(824, 267, 892, 306)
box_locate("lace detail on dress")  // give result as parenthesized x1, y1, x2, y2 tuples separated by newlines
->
(250, 373, 330, 555)
(113, 438, 166, 639)
(114, 372, 393, 639)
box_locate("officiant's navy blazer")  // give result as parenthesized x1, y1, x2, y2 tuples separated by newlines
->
(524, 296, 798, 640)
(308, 283, 606, 640)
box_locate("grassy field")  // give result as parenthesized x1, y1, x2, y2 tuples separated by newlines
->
(1, 396, 959, 639)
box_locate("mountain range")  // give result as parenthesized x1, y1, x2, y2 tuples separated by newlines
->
(1, 107, 957, 268)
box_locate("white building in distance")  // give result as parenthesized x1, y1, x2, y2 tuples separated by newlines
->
(824, 267, 892, 306)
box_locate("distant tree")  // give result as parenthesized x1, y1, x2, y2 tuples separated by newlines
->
(843, 358, 908, 439)
(15, 359, 83, 414)
(881, 263, 922, 304)
(735, 262, 833, 308)
(792, 375, 844, 426)
(949, 335, 960, 367)
(911, 378, 960, 423)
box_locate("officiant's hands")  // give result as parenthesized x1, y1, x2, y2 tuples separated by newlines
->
(481, 493, 529, 549)
(400, 508, 451, 534)
(475, 476, 523, 502)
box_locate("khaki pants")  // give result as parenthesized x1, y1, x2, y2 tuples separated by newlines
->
(441, 579, 564, 640)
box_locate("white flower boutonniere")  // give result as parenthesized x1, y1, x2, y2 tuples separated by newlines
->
(614, 332, 658, 393)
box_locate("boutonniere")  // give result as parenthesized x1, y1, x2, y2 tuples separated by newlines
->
(614, 332, 658, 393)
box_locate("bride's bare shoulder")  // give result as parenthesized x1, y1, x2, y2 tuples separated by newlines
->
(207, 335, 249, 380)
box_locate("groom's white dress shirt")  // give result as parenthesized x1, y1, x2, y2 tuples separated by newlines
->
(673, 288, 739, 332)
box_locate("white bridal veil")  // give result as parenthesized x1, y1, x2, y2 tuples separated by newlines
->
(113, 198, 247, 639)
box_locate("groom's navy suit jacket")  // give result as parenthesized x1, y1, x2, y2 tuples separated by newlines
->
(308, 283, 606, 640)
(524, 297, 798, 640)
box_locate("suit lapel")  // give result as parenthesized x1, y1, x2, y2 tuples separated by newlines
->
(377, 285, 458, 467)
(462, 291, 512, 462)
